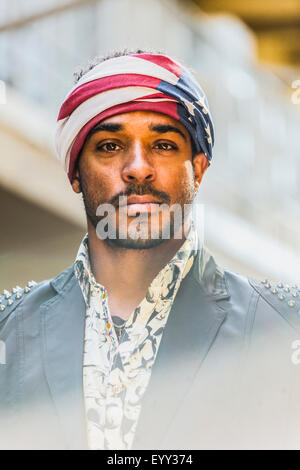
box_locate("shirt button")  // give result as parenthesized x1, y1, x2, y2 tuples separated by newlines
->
(111, 384, 123, 396)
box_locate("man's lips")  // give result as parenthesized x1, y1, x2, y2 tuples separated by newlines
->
(127, 195, 162, 204)
(118, 195, 164, 215)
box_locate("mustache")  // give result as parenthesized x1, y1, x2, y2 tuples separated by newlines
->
(110, 184, 171, 208)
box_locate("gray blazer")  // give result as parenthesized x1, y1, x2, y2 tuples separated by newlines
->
(1, 246, 300, 450)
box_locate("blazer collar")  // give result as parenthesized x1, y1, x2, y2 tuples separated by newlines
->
(192, 244, 230, 299)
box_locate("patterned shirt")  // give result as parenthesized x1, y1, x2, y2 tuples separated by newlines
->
(74, 224, 198, 450)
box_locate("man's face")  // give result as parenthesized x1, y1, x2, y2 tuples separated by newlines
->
(73, 110, 207, 249)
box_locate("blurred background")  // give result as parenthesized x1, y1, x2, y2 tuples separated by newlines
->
(0, 0, 299, 290)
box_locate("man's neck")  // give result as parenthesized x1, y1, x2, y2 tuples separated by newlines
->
(86, 221, 188, 319)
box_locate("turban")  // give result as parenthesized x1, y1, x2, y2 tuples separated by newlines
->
(55, 53, 214, 182)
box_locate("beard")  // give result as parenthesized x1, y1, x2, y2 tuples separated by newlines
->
(79, 173, 194, 250)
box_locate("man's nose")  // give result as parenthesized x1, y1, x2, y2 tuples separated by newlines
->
(122, 142, 156, 184)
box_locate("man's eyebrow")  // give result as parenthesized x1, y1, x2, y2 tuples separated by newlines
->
(149, 124, 187, 141)
(88, 122, 124, 137)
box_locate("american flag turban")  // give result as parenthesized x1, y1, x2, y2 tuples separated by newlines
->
(55, 53, 214, 182)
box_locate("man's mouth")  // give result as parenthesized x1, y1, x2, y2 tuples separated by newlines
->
(119, 195, 164, 215)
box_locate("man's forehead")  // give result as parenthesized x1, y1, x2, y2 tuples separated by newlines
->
(91, 111, 190, 138)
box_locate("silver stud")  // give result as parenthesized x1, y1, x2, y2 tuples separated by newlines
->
(27, 281, 37, 288)
(292, 292, 299, 298)
(292, 285, 298, 289)
(24, 286, 30, 293)
(15, 293, 22, 299)
(284, 286, 290, 293)
(262, 279, 268, 284)
(278, 293, 285, 300)
(265, 283, 271, 289)
(0, 305, 5, 311)
(7, 299, 13, 306)
(271, 288, 278, 294)
(12, 286, 22, 294)
(3, 290, 11, 299)
(288, 300, 295, 308)
(277, 282, 284, 288)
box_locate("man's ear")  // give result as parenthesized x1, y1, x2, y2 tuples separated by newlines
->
(71, 167, 82, 194)
(193, 152, 209, 186)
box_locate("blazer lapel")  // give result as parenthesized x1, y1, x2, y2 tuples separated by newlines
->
(133, 249, 230, 450)
(41, 267, 88, 449)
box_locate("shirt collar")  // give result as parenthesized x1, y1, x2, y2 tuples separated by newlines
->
(74, 223, 198, 305)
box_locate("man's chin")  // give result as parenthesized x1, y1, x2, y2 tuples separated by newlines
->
(105, 236, 166, 250)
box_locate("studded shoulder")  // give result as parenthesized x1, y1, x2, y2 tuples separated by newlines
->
(249, 278, 300, 332)
(0, 280, 38, 319)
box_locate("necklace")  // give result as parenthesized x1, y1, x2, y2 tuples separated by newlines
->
(112, 315, 127, 340)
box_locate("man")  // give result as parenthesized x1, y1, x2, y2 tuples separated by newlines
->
(0, 50, 300, 450)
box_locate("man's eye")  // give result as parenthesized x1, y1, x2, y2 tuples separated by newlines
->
(155, 142, 177, 151)
(97, 142, 120, 152)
